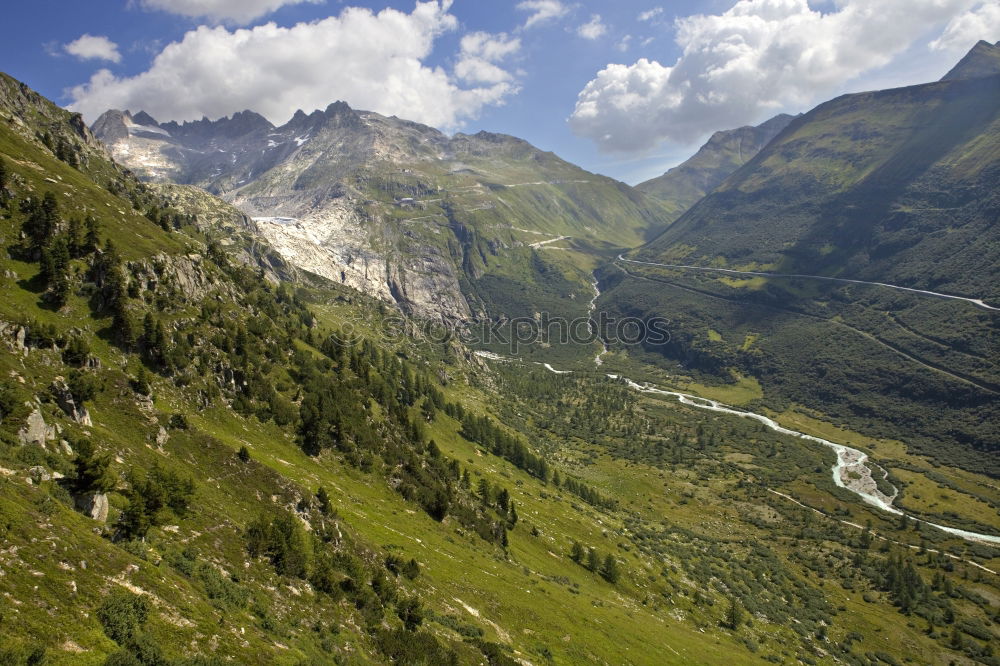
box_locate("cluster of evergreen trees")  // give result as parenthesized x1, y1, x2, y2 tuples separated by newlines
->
(297, 337, 517, 548)
(145, 205, 196, 233)
(553, 470, 617, 511)
(36, 130, 80, 169)
(569, 541, 621, 584)
(116, 464, 195, 541)
(17, 191, 101, 307)
(459, 411, 549, 481)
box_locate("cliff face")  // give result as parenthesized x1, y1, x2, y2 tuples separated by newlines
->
(93, 103, 673, 321)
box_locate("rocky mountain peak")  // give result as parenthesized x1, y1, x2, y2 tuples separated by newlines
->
(90, 109, 133, 144)
(940, 40, 1000, 81)
(158, 110, 273, 142)
(131, 110, 159, 127)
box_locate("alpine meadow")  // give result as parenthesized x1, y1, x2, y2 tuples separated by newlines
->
(0, 2, 999, 665)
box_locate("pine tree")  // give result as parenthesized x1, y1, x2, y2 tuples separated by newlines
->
(84, 216, 100, 253)
(724, 597, 744, 630)
(316, 486, 332, 516)
(66, 217, 84, 257)
(600, 553, 620, 584)
(570, 541, 584, 563)
(508, 501, 518, 526)
(118, 492, 152, 540)
(496, 488, 510, 513)
(586, 547, 599, 572)
(477, 478, 492, 505)
(40, 235, 72, 306)
(23, 191, 60, 252)
(73, 438, 115, 495)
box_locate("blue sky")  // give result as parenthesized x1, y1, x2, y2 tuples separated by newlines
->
(1, 0, 996, 183)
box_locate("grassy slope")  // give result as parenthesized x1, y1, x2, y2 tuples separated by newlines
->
(637, 75, 1000, 299)
(3, 72, 1000, 666)
(608, 75, 1000, 475)
(0, 90, 762, 665)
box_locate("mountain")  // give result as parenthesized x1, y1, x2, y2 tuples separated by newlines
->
(93, 102, 673, 323)
(4, 66, 1000, 666)
(636, 74, 1000, 300)
(941, 39, 1000, 80)
(636, 113, 796, 217)
(602, 45, 1000, 473)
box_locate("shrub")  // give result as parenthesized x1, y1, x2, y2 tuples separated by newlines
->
(96, 590, 151, 645)
(62, 335, 91, 366)
(67, 369, 101, 405)
(168, 414, 189, 430)
(396, 596, 424, 631)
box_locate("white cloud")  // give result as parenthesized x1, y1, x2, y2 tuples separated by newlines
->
(617, 35, 633, 52)
(930, 2, 1000, 52)
(570, 0, 984, 152)
(516, 0, 569, 29)
(577, 14, 607, 40)
(638, 7, 663, 22)
(137, 0, 322, 25)
(63, 34, 122, 63)
(455, 32, 521, 84)
(68, 1, 518, 130)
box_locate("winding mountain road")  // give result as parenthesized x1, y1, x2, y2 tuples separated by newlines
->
(618, 256, 1000, 312)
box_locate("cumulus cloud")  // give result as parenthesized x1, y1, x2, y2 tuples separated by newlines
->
(516, 0, 569, 29)
(68, 1, 518, 130)
(577, 15, 607, 40)
(930, 2, 1000, 52)
(455, 32, 521, 84)
(63, 34, 122, 63)
(570, 0, 985, 152)
(137, 0, 322, 25)
(638, 7, 663, 22)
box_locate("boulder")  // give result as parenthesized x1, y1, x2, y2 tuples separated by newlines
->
(17, 407, 55, 446)
(27, 466, 51, 483)
(155, 426, 169, 447)
(75, 493, 109, 522)
(51, 380, 92, 426)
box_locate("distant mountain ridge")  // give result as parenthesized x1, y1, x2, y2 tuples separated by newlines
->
(92, 101, 674, 322)
(604, 42, 1000, 472)
(636, 113, 797, 218)
(636, 72, 1000, 300)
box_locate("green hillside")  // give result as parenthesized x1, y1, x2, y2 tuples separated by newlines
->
(601, 68, 1000, 476)
(636, 114, 795, 219)
(3, 72, 1000, 666)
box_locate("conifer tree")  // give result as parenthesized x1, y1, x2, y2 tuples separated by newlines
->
(84, 216, 100, 253)
(316, 486, 332, 516)
(73, 438, 115, 495)
(724, 597, 744, 630)
(600, 553, 620, 584)
(586, 547, 599, 572)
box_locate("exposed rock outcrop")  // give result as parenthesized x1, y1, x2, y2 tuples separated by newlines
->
(17, 406, 56, 446)
(75, 493, 109, 522)
(51, 379, 92, 426)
